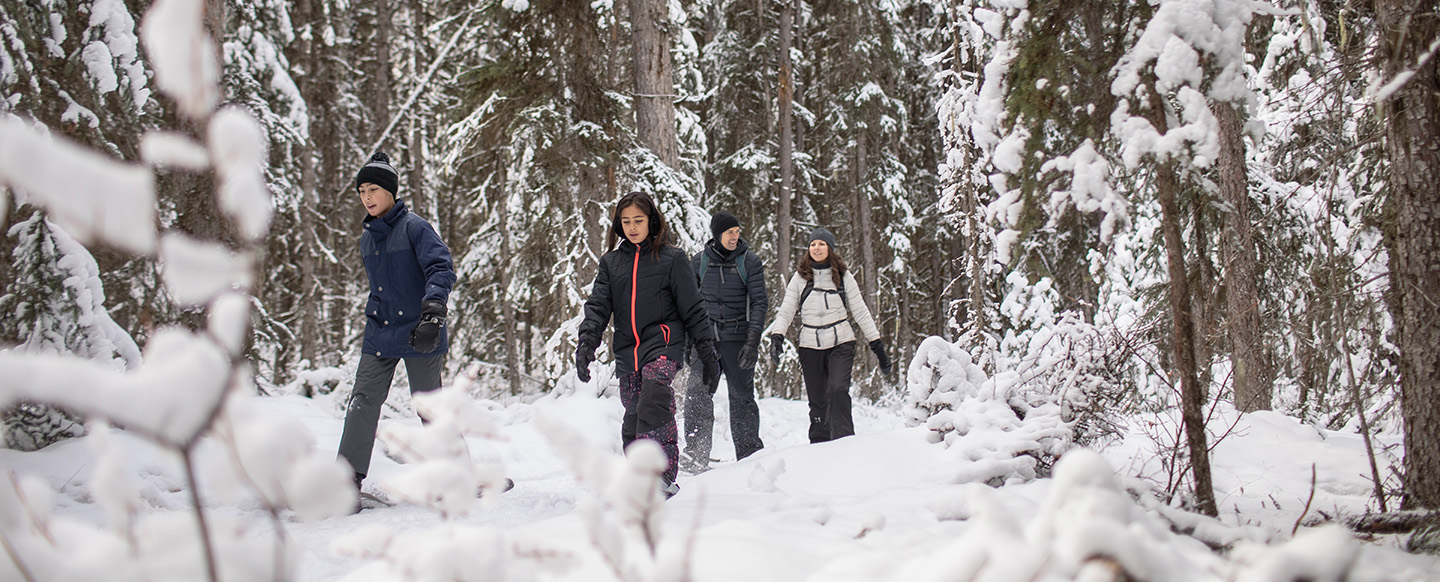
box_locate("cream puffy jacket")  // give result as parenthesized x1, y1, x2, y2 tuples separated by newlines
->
(764, 266, 880, 350)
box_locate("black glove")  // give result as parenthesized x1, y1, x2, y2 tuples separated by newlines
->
(409, 300, 447, 353)
(769, 334, 784, 367)
(869, 339, 892, 375)
(738, 327, 762, 370)
(575, 333, 600, 383)
(695, 339, 722, 388)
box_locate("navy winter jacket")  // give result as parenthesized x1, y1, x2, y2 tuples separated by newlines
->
(580, 240, 715, 376)
(690, 238, 767, 342)
(360, 200, 455, 358)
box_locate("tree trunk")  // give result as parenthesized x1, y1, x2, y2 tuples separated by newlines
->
(857, 132, 878, 391)
(629, 0, 678, 169)
(1156, 161, 1219, 517)
(296, 0, 319, 370)
(360, 0, 392, 149)
(777, 0, 795, 280)
(499, 168, 521, 395)
(856, 132, 877, 309)
(1376, 0, 1440, 510)
(1191, 196, 1217, 402)
(772, 0, 796, 399)
(854, 131, 878, 395)
(1215, 101, 1271, 412)
(406, 0, 428, 218)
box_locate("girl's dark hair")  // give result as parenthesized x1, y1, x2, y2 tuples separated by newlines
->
(796, 243, 847, 282)
(606, 191, 669, 257)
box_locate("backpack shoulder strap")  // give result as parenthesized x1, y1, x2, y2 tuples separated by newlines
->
(799, 279, 816, 308)
(799, 274, 850, 315)
(735, 251, 750, 285)
(697, 252, 709, 285)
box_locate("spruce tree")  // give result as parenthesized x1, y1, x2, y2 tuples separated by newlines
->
(0, 208, 140, 450)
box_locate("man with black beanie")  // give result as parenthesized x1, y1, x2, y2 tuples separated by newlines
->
(680, 210, 768, 472)
(337, 151, 457, 508)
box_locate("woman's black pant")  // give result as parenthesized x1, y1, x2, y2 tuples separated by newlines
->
(797, 341, 856, 443)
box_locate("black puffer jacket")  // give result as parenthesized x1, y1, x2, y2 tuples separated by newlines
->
(690, 238, 767, 342)
(580, 240, 715, 376)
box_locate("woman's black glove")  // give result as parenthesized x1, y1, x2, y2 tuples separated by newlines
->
(695, 339, 722, 388)
(575, 333, 600, 382)
(769, 334, 784, 367)
(738, 328, 763, 370)
(869, 339, 892, 375)
(409, 300, 447, 353)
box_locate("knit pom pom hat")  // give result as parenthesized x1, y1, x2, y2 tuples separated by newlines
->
(355, 151, 400, 196)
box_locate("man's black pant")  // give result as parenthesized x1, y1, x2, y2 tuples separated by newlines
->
(797, 341, 856, 443)
(683, 340, 764, 466)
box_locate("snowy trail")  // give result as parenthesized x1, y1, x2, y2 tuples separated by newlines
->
(6, 387, 1440, 581)
(283, 390, 948, 580)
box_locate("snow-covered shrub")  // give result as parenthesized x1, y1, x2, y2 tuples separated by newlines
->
(891, 449, 1258, 581)
(535, 411, 690, 582)
(905, 335, 1070, 486)
(0, 209, 144, 450)
(278, 362, 350, 397)
(0, 0, 362, 577)
(2, 402, 85, 451)
(903, 336, 989, 429)
(374, 372, 511, 517)
(905, 278, 1129, 486)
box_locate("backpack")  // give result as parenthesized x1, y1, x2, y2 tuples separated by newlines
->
(799, 275, 849, 315)
(697, 249, 756, 325)
(697, 250, 751, 286)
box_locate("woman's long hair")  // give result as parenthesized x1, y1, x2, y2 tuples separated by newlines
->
(796, 243, 847, 282)
(606, 191, 669, 258)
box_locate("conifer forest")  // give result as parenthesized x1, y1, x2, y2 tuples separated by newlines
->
(2, 0, 1439, 521)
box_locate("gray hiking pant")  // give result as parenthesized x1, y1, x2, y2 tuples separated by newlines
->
(337, 352, 445, 478)
(682, 340, 764, 465)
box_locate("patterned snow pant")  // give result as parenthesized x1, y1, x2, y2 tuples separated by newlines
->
(619, 356, 681, 484)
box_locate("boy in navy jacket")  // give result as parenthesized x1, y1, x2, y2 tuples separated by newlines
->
(337, 151, 456, 497)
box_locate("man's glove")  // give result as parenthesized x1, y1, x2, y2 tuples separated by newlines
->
(695, 339, 722, 389)
(738, 328, 763, 370)
(769, 334, 785, 367)
(409, 300, 447, 353)
(869, 339, 892, 375)
(575, 333, 600, 383)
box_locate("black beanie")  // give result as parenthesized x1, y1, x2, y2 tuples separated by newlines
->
(710, 211, 740, 241)
(810, 227, 837, 249)
(355, 151, 400, 197)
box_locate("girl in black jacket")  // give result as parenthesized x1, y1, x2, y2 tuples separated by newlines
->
(575, 192, 721, 496)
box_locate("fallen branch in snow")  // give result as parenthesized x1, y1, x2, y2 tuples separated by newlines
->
(1345, 510, 1440, 535)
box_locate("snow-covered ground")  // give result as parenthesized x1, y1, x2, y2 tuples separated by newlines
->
(5, 375, 1438, 582)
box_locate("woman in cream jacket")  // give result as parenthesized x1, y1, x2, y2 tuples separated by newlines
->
(765, 227, 891, 443)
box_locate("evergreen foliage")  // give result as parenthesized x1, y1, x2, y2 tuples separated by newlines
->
(2, 0, 1433, 512)
(0, 208, 140, 449)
